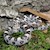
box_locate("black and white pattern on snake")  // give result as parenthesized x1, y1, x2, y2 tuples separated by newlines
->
(3, 14, 50, 46)
(3, 24, 32, 46)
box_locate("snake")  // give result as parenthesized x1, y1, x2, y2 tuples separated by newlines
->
(3, 14, 50, 46)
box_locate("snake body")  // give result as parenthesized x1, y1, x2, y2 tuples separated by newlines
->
(3, 14, 50, 46)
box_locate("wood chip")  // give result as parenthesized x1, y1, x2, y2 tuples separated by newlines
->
(42, 29, 48, 33)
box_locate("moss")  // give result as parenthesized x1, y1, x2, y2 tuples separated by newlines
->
(12, 32, 24, 38)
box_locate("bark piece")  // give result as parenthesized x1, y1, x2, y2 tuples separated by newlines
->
(19, 7, 50, 21)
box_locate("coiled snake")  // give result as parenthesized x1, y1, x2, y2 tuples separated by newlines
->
(3, 14, 50, 46)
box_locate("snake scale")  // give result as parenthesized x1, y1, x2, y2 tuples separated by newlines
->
(3, 14, 50, 46)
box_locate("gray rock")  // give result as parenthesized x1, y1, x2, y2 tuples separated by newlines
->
(0, 0, 7, 6)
